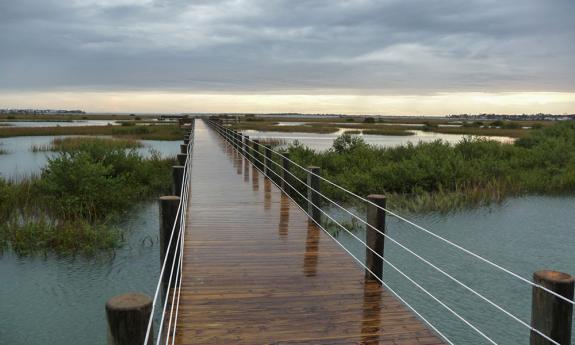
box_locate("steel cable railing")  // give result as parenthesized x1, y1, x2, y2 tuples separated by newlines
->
(240, 125, 575, 308)
(208, 119, 569, 345)
(215, 123, 558, 343)
(213, 120, 575, 304)
(143, 120, 195, 345)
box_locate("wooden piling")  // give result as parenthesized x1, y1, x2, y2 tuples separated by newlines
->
(159, 196, 180, 289)
(281, 153, 291, 195)
(264, 145, 272, 178)
(184, 138, 190, 145)
(106, 293, 153, 345)
(530, 270, 574, 345)
(177, 153, 187, 166)
(307, 166, 321, 224)
(180, 144, 187, 154)
(243, 135, 249, 156)
(365, 195, 386, 283)
(253, 140, 261, 168)
(172, 165, 184, 196)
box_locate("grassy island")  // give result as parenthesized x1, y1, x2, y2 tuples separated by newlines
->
(0, 137, 175, 255)
(280, 122, 575, 213)
(0, 124, 185, 140)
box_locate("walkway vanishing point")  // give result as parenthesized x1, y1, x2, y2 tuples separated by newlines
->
(170, 120, 444, 344)
(107, 119, 575, 345)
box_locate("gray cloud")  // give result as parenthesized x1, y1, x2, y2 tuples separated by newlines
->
(0, 0, 573, 93)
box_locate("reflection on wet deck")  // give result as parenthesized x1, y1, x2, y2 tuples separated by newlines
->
(175, 121, 443, 344)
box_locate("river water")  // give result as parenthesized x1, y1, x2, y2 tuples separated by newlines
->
(0, 133, 573, 344)
(0, 136, 179, 344)
(326, 197, 575, 344)
(0, 120, 118, 127)
(241, 128, 514, 151)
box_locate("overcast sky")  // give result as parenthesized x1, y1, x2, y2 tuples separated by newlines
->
(0, 0, 574, 114)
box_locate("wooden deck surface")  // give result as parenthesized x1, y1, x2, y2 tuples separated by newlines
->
(174, 121, 444, 344)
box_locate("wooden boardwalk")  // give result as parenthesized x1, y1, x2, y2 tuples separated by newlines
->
(174, 121, 444, 344)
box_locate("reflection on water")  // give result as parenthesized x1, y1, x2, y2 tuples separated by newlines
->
(325, 196, 575, 344)
(243, 157, 249, 182)
(303, 221, 320, 277)
(361, 279, 382, 344)
(264, 179, 271, 210)
(251, 166, 259, 191)
(241, 129, 514, 151)
(278, 194, 289, 239)
(235, 152, 242, 175)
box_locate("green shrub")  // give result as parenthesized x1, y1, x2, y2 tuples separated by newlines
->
(285, 122, 575, 212)
(0, 139, 175, 255)
(502, 121, 521, 129)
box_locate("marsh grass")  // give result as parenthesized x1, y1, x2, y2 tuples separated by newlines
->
(0, 218, 121, 256)
(282, 123, 575, 213)
(30, 137, 143, 152)
(229, 117, 528, 138)
(0, 139, 175, 255)
(0, 124, 185, 140)
(362, 128, 414, 136)
(258, 138, 289, 147)
(231, 121, 338, 133)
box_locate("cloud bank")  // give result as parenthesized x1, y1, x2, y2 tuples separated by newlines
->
(0, 0, 574, 113)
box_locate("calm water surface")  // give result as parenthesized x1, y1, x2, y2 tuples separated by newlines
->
(0, 136, 178, 344)
(241, 129, 513, 151)
(0, 202, 161, 345)
(0, 133, 573, 344)
(327, 197, 575, 344)
(0, 136, 181, 179)
(0, 120, 118, 127)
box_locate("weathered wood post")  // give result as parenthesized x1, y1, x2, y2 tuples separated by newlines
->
(253, 140, 261, 168)
(530, 270, 574, 345)
(264, 145, 272, 178)
(235, 132, 240, 150)
(106, 292, 153, 345)
(365, 194, 386, 283)
(177, 153, 187, 166)
(307, 166, 321, 224)
(243, 135, 249, 156)
(180, 144, 187, 154)
(159, 195, 180, 290)
(281, 153, 291, 196)
(183, 138, 189, 145)
(172, 166, 184, 196)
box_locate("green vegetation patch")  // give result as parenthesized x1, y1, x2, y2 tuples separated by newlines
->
(0, 139, 176, 255)
(230, 121, 339, 134)
(31, 137, 143, 152)
(282, 122, 575, 213)
(362, 128, 414, 136)
(0, 124, 185, 140)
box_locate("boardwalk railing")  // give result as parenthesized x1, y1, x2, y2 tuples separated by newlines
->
(143, 119, 195, 345)
(207, 118, 575, 345)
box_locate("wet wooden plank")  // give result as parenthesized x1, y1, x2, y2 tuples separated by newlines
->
(173, 121, 444, 344)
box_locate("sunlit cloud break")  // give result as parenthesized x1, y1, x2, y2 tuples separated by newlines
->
(1, 91, 573, 115)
